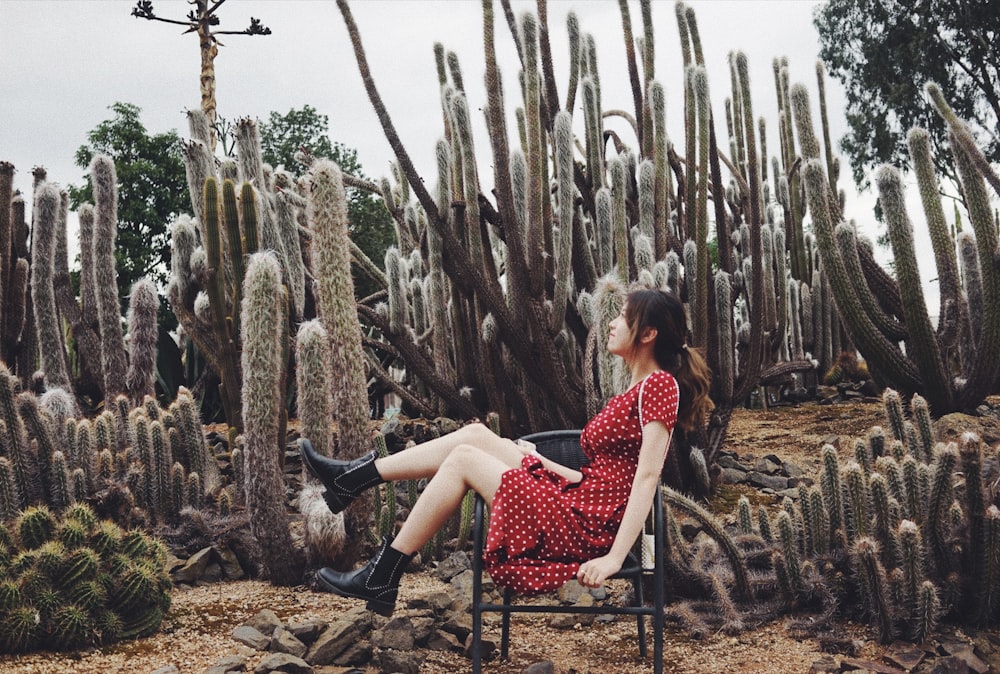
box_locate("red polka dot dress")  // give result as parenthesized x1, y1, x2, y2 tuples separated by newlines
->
(484, 370, 679, 594)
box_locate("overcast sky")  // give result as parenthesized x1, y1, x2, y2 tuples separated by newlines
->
(1, 0, 941, 309)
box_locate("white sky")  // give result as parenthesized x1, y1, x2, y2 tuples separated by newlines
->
(1, 0, 941, 310)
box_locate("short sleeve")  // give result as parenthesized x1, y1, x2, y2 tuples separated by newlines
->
(639, 371, 679, 430)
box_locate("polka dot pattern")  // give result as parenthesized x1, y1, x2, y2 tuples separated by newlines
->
(484, 371, 679, 594)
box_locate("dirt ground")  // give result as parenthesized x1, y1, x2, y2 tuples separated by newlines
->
(2, 398, 997, 673)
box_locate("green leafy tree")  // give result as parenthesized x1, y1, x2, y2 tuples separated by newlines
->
(68, 102, 188, 306)
(259, 105, 394, 298)
(814, 0, 1000, 190)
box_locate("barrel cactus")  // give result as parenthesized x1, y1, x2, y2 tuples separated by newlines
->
(0, 504, 171, 653)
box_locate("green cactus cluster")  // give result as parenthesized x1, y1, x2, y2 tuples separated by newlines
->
(0, 503, 171, 653)
(654, 388, 1000, 644)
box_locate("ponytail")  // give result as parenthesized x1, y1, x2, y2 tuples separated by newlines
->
(674, 345, 713, 432)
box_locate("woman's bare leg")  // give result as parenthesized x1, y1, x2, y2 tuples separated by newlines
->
(374, 423, 522, 481)
(389, 443, 509, 555)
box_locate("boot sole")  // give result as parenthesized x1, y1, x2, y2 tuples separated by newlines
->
(315, 575, 395, 617)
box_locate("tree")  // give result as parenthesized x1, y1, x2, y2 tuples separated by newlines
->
(259, 106, 395, 299)
(68, 102, 188, 309)
(131, 0, 271, 151)
(814, 0, 1000, 190)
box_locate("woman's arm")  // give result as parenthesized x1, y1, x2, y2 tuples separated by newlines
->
(513, 439, 584, 484)
(576, 420, 671, 588)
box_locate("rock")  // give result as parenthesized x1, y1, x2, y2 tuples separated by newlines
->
(204, 655, 247, 674)
(839, 657, 907, 673)
(448, 568, 475, 601)
(746, 471, 789, 491)
(441, 612, 473, 642)
(426, 629, 463, 651)
(783, 461, 806, 478)
(271, 627, 308, 659)
(248, 609, 283, 636)
(378, 648, 424, 674)
(522, 662, 556, 674)
(305, 608, 370, 665)
(819, 435, 841, 449)
(754, 456, 783, 474)
(928, 655, 972, 673)
(435, 417, 461, 435)
(372, 616, 416, 651)
(808, 655, 839, 673)
(287, 619, 324, 645)
(436, 550, 471, 582)
(172, 547, 213, 584)
(464, 632, 496, 659)
(548, 593, 596, 628)
(232, 625, 271, 651)
(939, 639, 989, 674)
(936, 412, 1000, 447)
(333, 641, 372, 667)
(151, 667, 180, 674)
(253, 652, 312, 674)
(720, 467, 748, 484)
(884, 643, 926, 671)
(557, 579, 587, 604)
(716, 454, 745, 470)
(214, 543, 246, 580)
(200, 561, 224, 583)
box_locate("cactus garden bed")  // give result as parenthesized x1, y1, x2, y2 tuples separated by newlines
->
(3, 396, 1000, 673)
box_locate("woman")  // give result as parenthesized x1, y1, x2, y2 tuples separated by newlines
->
(299, 288, 712, 616)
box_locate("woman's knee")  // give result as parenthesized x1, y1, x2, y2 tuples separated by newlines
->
(454, 422, 495, 447)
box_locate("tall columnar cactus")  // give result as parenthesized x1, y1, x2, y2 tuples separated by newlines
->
(124, 279, 159, 406)
(90, 156, 128, 403)
(29, 182, 71, 391)
(0, 162, 30, 370)
(240, 251, 300, 585)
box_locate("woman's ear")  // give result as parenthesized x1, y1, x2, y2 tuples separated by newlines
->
(639, 327, 658, 344)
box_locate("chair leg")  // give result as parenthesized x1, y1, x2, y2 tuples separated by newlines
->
(633, 575, 648, 659)
(500, 587, 514, 659)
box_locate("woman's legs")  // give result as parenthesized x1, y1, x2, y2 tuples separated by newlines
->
(389, 443, 511, 554)
(373, 422, 523, 481)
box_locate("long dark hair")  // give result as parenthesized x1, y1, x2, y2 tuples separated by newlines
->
(624, 288, 713, 431)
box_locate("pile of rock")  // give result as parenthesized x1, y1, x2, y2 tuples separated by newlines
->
(196, 549, 615, 674)
(716, 448, 813, 500)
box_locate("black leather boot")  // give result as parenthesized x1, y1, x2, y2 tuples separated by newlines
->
(315, 537, 413, 616)
(298, 438, 384, 514)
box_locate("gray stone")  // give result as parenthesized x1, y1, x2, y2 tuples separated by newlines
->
(372, 616, 415, 651)
(448, 568, 475, 600)
(287, 618, 324, 645)
(214, 543, 246, 580)
(754, 457, 782, 474)
(332, 640, 372, 667)
(716, 454, 744, 470)
(271, 627, 308, 659)
(200, 561, 224, 583)
(556, 579, 587, 604)
(378, 649, 424, 674)
(305, 608, 369, 666)
(441, 612, 473, 642)
(173, 547, 213, 584)
(720, 467, 748, 484)
(426, 629, 463, 651)
(808, 655, 840, 673)
(408, 615, 437, 645)
(436, 550, 471, 581)
(523, 662, 556, 674)
(232, 625, 271, 651)
(247, 608, 283, 636)
(776, 488, 801, 501)
(746, 471, 789, 491)
(435, 417, 461, 435)
(929, 655, 972, 674)
(207, 655, 247, 673)
(151, 667, 180, 674)
(253, 652, 312, 674)
(783, 461, 806, 478)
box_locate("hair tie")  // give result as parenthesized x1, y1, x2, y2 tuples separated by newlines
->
(677, 344, 688, 355)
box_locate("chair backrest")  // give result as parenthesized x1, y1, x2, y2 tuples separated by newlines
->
(519, 430, 586, 471)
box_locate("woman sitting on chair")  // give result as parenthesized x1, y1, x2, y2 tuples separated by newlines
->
(299, 287, 713, 616)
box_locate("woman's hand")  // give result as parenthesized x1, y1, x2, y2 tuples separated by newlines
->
(512, 438, 537, 457)
(576, 555, 622, 588)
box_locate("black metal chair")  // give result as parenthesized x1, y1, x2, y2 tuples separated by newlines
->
(470, 430, 665, 673)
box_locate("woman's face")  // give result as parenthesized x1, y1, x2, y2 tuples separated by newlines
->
(607, 305, 632, 357)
